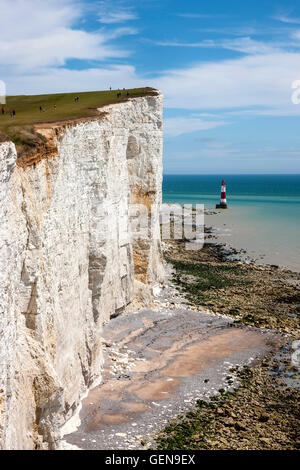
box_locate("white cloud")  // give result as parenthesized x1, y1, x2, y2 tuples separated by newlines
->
(0, 0, 133, 72)
(156, 37, 282, 55)
(0, 0, 81, 39)
(226, 106, 300, 117)
(153, 53, 300, 111)
(105, 27, 138, 40)
(292, 30, 300, 40)
(97, 1, 137, 24)
(156, 40, 214, 48)
(0, 1, 140, 96)
(98, 11, 137, 24)
(3, 65, 143, 96)
(272, 14, 300, 25)
(0, 29, 131, 71)
(164, 116, 229, 137)
(219, 37, 282, 55)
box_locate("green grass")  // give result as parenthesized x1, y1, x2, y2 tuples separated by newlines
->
(0, 87, 157, 153)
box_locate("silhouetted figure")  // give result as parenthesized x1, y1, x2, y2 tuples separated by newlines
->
(54, 104, 56, 110)
(117, 92, 121, 98)
(126, 92, 129, 96)
(12, 109, 16, 118)
(74, 96, 79, 102)
(1, 106, 4, 115)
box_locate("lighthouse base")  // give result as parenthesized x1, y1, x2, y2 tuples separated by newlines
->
(216, 203, 228, 209)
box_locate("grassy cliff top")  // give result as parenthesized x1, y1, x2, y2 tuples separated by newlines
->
(0, 87, 157, 155)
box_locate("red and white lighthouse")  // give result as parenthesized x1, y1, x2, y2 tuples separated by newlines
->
(216, 179, 228, 209)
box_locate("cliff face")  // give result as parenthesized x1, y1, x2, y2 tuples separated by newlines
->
(0, 94, 164, 449)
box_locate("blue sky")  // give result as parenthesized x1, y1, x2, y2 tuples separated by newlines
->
(1, 0, 300, 173)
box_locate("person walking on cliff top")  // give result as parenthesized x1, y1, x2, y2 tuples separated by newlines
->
(1, 106, 4, 115)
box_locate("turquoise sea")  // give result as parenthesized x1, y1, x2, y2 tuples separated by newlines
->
(163, 175, 300, 271)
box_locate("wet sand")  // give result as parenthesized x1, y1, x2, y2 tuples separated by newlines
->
(64, 307, 282, 450)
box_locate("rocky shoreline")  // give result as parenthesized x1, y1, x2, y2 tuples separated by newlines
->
(155, 360, 300, 450)
(154, 236, 300, 450)
(163, 234, 300, 337)
(60, 221, 300, 451)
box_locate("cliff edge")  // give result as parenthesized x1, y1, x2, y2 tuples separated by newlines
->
(0, 92, 164, 449)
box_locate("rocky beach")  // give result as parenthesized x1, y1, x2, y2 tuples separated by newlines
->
(153, 222, 300, 450)
(61, 215, 300, 451)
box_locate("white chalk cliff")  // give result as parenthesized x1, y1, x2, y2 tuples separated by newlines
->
(0, 93, 164, 449)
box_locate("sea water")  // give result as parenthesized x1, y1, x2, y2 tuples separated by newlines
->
(163, 175, 300, 271)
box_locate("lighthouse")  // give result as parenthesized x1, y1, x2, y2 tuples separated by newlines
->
(216, 179, 228, 209)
